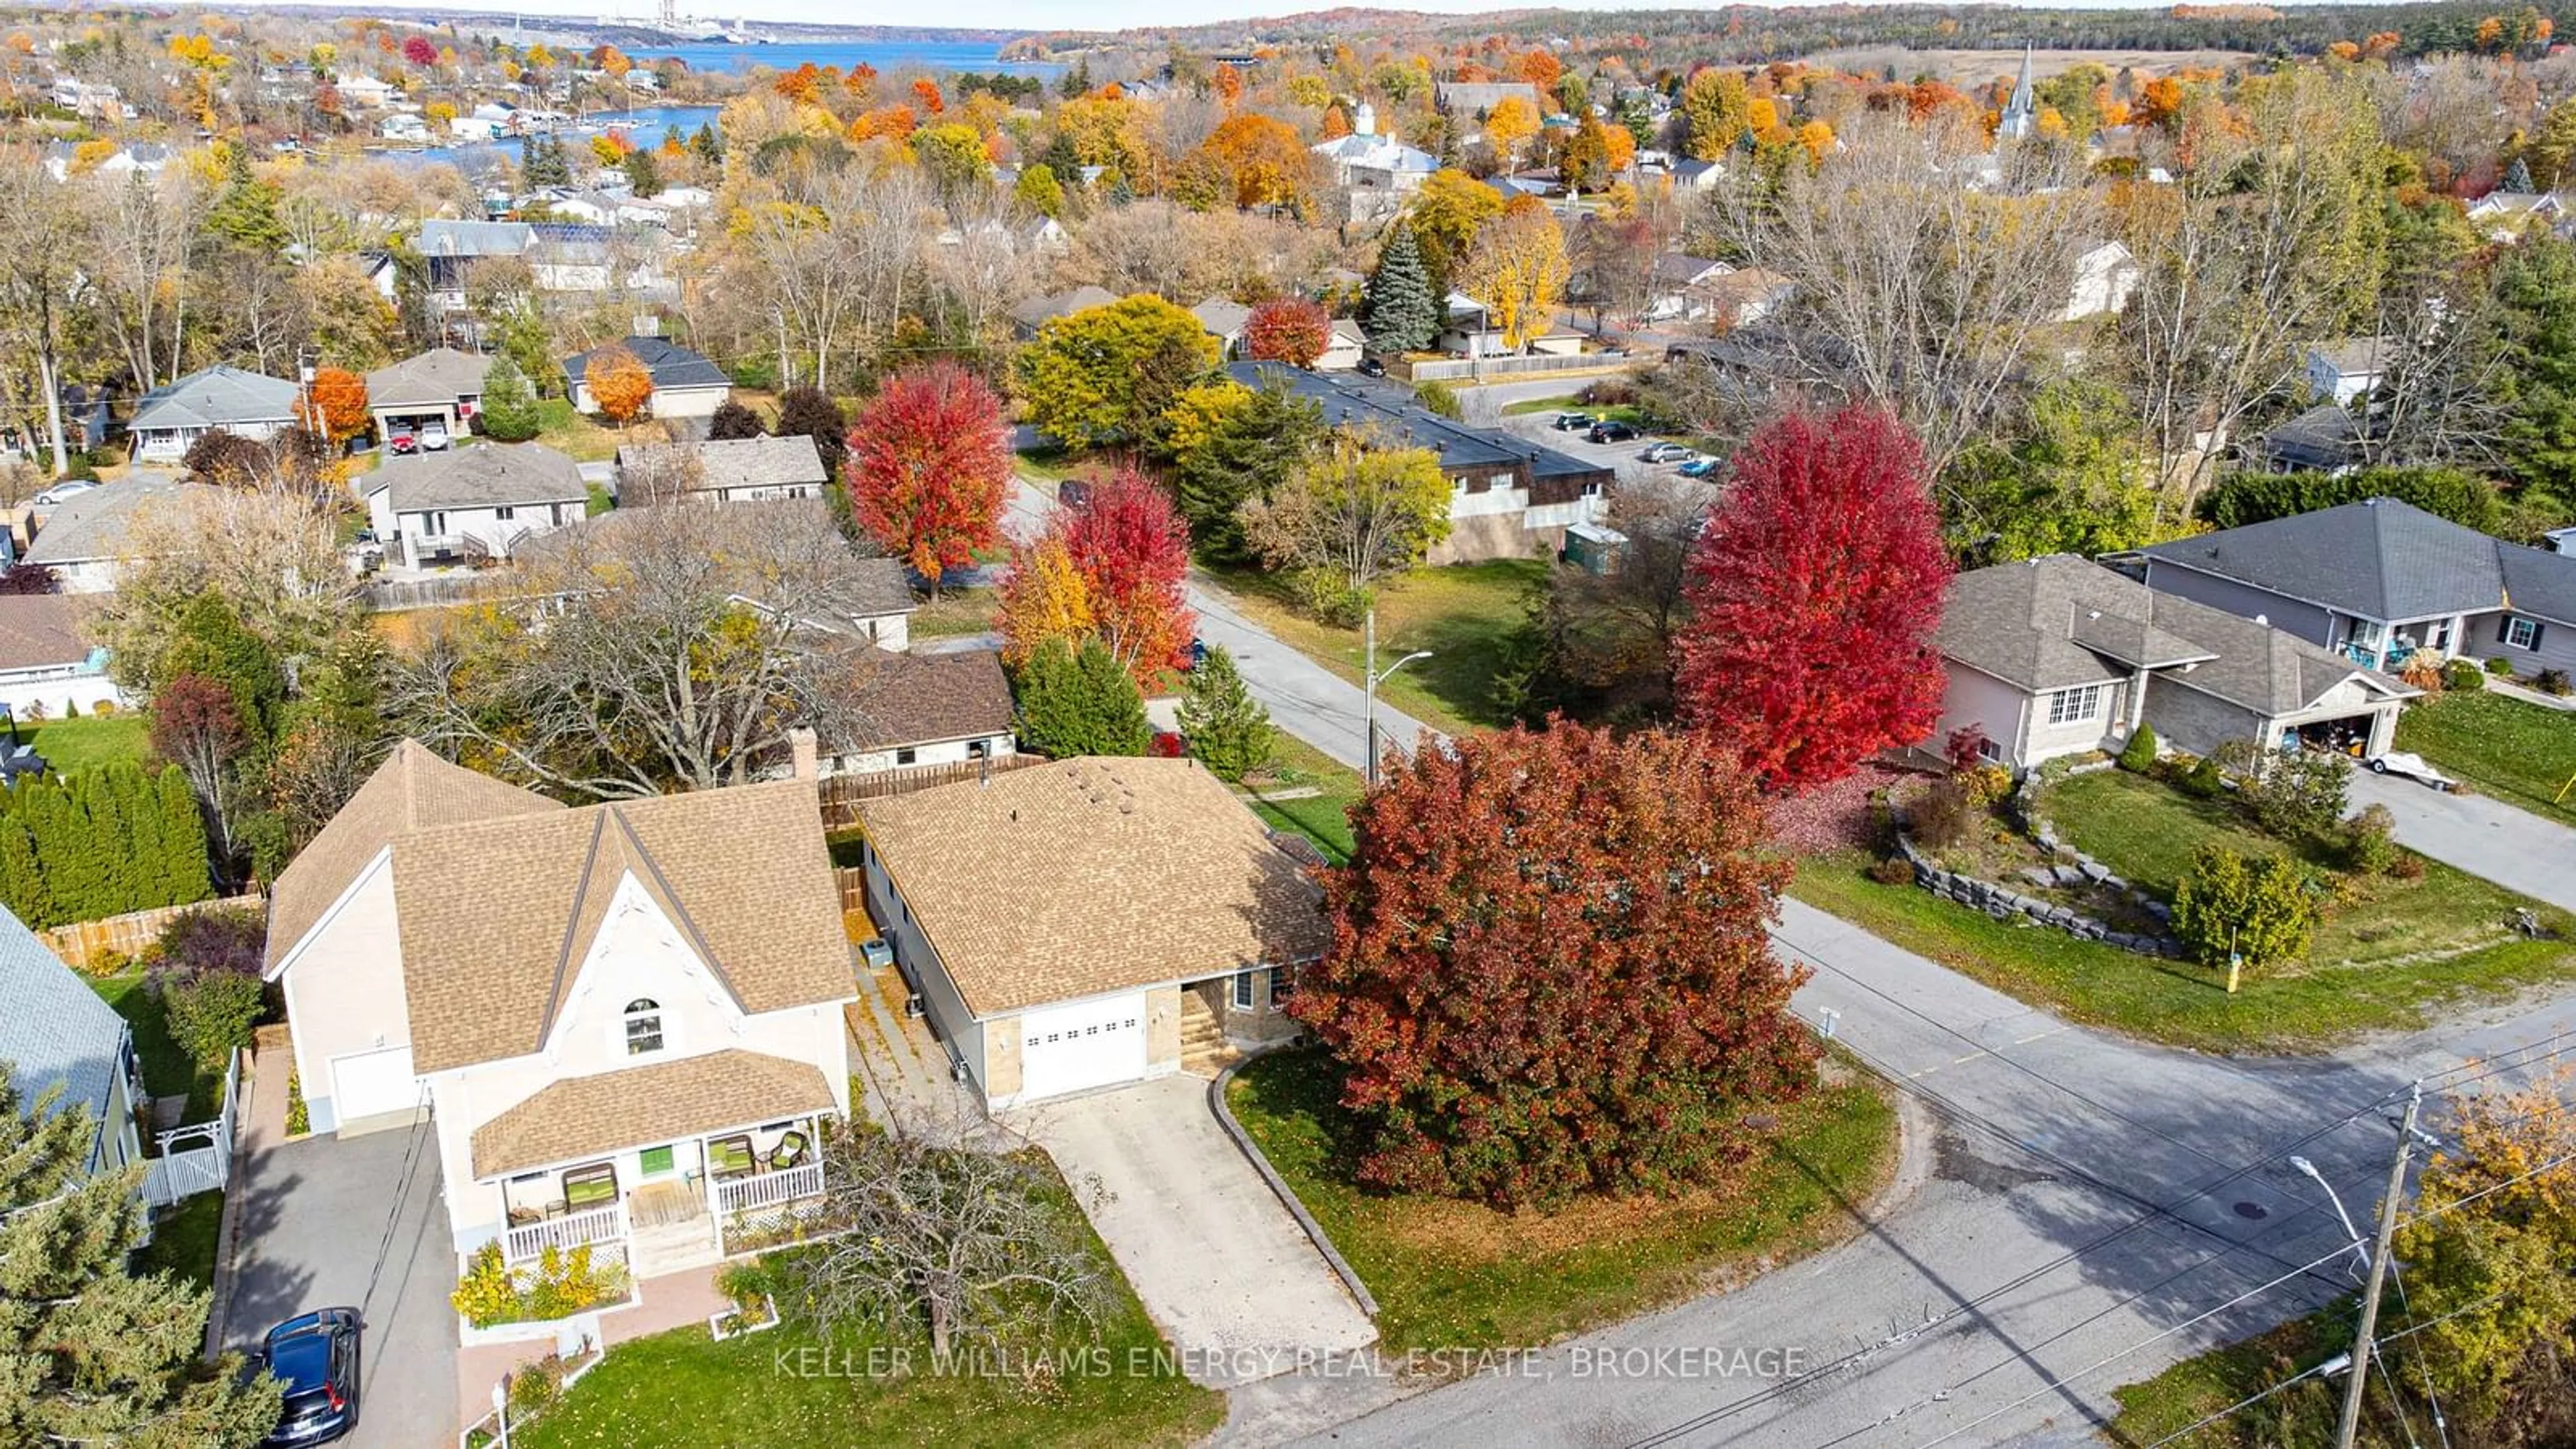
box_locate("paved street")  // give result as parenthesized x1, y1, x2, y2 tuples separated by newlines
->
(2349, 767, 2576, 915)
(1242, 900, 2576, 1448)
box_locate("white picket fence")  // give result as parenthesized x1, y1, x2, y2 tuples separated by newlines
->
(143, 1049, 240, 1209)
(502, 1201, 629, 1265)
(714, 1162, 822, 1216)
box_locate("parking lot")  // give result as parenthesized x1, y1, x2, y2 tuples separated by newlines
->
(1497, 407, 1719, 485)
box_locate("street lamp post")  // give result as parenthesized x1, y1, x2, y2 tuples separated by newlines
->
(1362, 608, 1432, 788)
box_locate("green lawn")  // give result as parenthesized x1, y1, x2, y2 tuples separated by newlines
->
(136, 1190, 225, 1291)
(1497, 395, 1643, 425)
(2396, 689, 2576, 826)
(2108, 1301, 2424, 1447)
(908, 587, 999, 641)
(89, 972, 219, 1120)
(25, 715, 150, 774)
(1790, 849, 2576, 1055)
(514, 1171, 1222, 1449)
(1242, 733, 1363, 864)
(1225, 1048, 1898, 1356)
(2049, 769, 2548, 969)
(1197, 559, 1546, 737)
(535, 398, 627, 464)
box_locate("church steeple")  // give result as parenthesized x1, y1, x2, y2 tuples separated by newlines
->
(2000, 43, 2038, 140)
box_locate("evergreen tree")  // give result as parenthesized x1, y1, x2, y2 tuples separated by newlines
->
(1014, 636, 1151, 758)
(2504, 155, 2536, 193)
(2498, 233, 2576, 515)
(1, 1062, 282, 1444)
(523, 133, 572, 188)
(0, 817, 51, 930)
(202, 145, 288, 254)
(1176, 645, 1273, 782)
(1363, 221, 1440, 356)
(162, 598, 286, 749)
(1168, 384, 1323, 559)
(156, 766, 214, 907)
(478, 356, 543, 442)
(690, 122, 721, 164)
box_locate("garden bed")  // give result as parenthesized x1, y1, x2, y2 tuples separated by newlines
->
(1223, 1047, 1899, 1356)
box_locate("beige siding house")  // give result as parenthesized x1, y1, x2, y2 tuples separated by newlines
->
(856, 757, 1325, 1110)
(264, 743, 855, 1287)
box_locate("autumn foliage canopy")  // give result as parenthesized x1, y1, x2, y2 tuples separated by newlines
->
(998, 468, 1194, 685)
(1242, 298, 1332, 368)
(1292, 722, 1817, 1211)
(1674, 406, 1951, 793)
(583, 344, 655, 426)
(845, 362, 1011, 598)
(302, 368, 371, 443)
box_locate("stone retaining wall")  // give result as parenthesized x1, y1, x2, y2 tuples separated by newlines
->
(1897, 763, 2184, 957)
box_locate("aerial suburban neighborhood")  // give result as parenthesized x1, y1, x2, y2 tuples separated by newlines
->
(5, 3, 2576, 1449)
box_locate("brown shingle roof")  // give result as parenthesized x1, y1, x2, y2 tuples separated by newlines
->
(855, 758, 1327, 1018)
(469, 1047, 836, 1179)
(0, 594, 92, 672)
(395, 780, 853, 1073)
(264, 743, 561, 973)
(837, 651, 1014, 753)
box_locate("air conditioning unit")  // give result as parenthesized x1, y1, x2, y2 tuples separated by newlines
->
(904, 994, 925, 1020)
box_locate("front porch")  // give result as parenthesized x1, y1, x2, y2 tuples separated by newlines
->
(494, 1116, 829, 1279)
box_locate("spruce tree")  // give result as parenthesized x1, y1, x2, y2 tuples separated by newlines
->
(478, 356, 543, 443)
(1176, 645, 1275, 782)
(2504, 155, 2536, 193)
(1014, 636, 1151, 758)
(1364, 221, 1440, 357)
(1171, 384, 1323, 560)
(1071, 637, 1153, 756)
(1, 1063, 283, 1444)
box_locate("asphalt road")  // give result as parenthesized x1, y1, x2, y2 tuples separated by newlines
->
(1257, 899, 2576, 1448)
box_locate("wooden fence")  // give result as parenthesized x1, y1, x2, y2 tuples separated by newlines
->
(834, 868, 869, 915)
(815, 753, 1047, 830)
(44, 895, 265, 972)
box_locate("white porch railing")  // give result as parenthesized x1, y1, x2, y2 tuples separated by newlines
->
(142, 1048, 241, 1210)
(716, 1163, 823, 1216)
(503, 1201, 628, 1264)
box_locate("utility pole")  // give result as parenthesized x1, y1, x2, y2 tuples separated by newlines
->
(2336, 1083, 2422, 1449)
(1360, 608, 1432, 788)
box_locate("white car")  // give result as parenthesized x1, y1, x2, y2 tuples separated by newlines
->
(2366, 751, 2455, 792)
(30, 480, 95, 506)
(417, 422, 451, 451)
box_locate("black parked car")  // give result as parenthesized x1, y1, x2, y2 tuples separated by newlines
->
(1356, 356, 1387, 377)
(1588, 420, 1640, 444)
(257, 1308, 362, 1446)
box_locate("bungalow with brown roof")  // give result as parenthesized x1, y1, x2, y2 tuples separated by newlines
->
(0, 593, 119, 719)
(855, 757, 1327, 1108)
(815, 649, 1017, 777)
(262, 742, 855, 1286)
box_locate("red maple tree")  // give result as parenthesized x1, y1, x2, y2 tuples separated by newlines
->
(401, 34, 437, 68)
(1242, 298, 1332, 368)
(1673, 405, 1951, 793)
(845, 362, 1010, 600)
(1056, 468, 1195, 682)
(1292, 722, 1817, 1210)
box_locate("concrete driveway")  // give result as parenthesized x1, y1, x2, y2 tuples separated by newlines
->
(227, 1124, 458, 1448)
(1021, 1073, 1377, 1388)
(2349, 767, 2576, 914)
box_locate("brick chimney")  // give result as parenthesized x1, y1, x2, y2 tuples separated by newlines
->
(788, 727, 818, 782)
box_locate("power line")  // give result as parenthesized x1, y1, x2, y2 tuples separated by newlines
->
(1619, 994, 2576, 1448)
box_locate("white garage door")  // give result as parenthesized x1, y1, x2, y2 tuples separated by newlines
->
(1018, 994, 1146, 1102)
(330, 1046, 420, 1124)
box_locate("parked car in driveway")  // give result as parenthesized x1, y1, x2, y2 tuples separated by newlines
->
(256, 1308, 362, 1446)
(1588, 420, 1640, 444)
(385, 429, 418, 456)
(1356, 356, 1387, 377)
(1552, 412, 1594, 431)
(417, 421, 451, 451)
(30, 480, 95, 506)
(1640, 442, 1692, 464)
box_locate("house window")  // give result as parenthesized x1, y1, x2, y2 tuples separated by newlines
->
(967, 739, 991, 759)
(2045, 686, 2104, 727)
(495, 506, 515, 521)
(1232, 973, 1256, 1010)
(1269, 966, 1291, 1004)
(638, 1144, 674, 1176)
(623, 998, 664, 1055)
(895, 747, 918, 766)
(2507, 616, 2541, 650)
(1978, 736, 2003, 763)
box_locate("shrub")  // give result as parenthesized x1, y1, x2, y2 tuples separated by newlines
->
(2339, 803, 2401, 875)
(2176, 755, 2224, 799)
(1943, 726, 1992, 772)
(1414, 379, 1462, 419)
(89, 698, 115, 716)
(156, 905, 266, 979)
(2540, 668, 2573, 697)
(1582, 376, 1639, 407)
(451, 1243, 517, 1328)
(284, 1071, 310, 1136)
(161, 969, 264, 1069)
(1957, 763, 2013, 809)
(2388, 852, 2426, 881)
(2117, 722, 2159, 773)
(2398, 653, 2447, 694)
(2222, 744, 2349, 841)
(2171, 845, 2317, 974)
(2486, 655, 2515, 676)
(1867, 855, 1916, 885)
(2440, 658, 2487, 692)
(1295, 568, 1373, 627)
(508, 1362, 559, 1415)
(1907, 777, 1976, 849)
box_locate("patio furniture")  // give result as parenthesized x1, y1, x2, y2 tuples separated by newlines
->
(768, 1131, 810, 1171)
(708, 1134, 756, 1178)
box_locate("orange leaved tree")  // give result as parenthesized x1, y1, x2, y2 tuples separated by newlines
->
(584, 345, 654, 427)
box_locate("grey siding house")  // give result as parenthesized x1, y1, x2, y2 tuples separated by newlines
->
(2131, 498, 2576, 678)
(1935, 555, 2415, 768)
(0, 905, 144, 1177)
